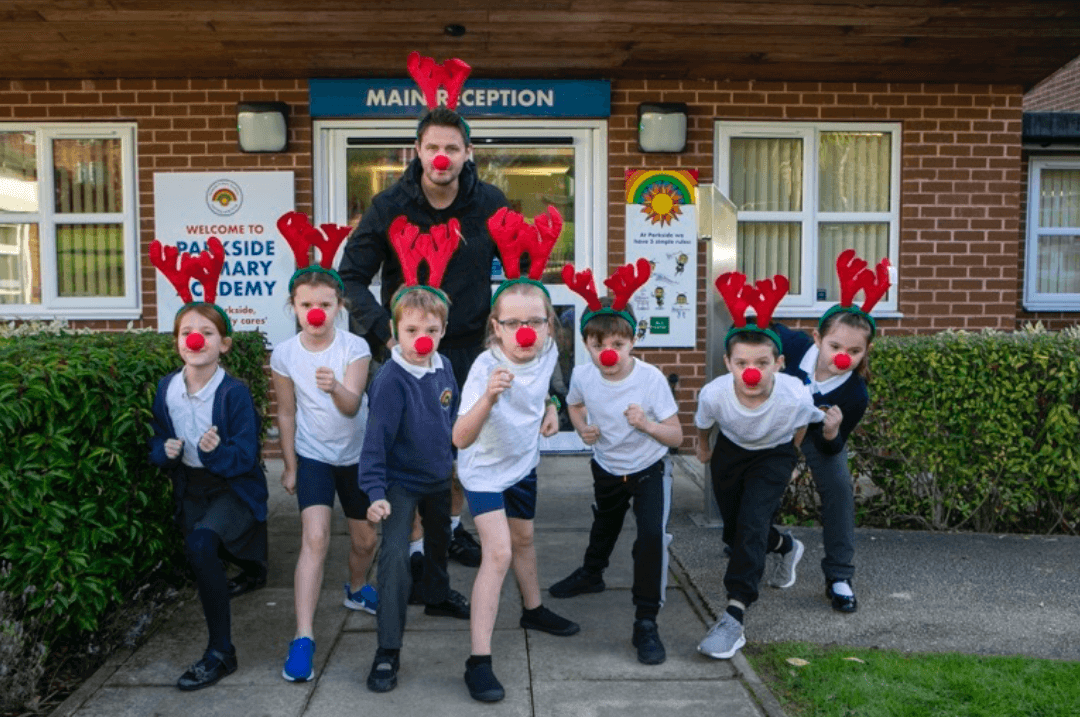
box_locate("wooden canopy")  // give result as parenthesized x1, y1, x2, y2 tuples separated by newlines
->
(3, 0, 1080, 88)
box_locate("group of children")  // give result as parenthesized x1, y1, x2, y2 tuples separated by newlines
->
(148, 212, 884, 698)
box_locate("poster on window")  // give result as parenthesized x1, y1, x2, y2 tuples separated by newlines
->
(624, 169, 698, 348)
(153, 171, 297, 347)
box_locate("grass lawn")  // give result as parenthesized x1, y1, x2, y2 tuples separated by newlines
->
(745, 642, 1080, 717)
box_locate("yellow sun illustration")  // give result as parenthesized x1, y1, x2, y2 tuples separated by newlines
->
(640, 183, 684, 226)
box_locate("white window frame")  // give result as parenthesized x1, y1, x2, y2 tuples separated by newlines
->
(1024, 156, 1080, 312)
(715, 120, 902, 317)
(0, 123, 140, 319)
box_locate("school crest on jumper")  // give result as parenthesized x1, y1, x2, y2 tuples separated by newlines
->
(440, 388, 453, 408)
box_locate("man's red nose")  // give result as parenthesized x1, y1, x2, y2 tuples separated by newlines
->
(433, 155, 450, 171)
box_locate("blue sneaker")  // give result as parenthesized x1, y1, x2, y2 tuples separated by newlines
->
(282, 637, 314, 682)
(344, 583, 378, 614)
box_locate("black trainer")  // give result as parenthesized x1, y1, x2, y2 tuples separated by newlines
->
(425, 588, 470, 619)
(520, 605, 580, 636)
(226, 571, 266, 599)
(548, 567, 605, 598)
(632, 618, 666, 665)
(366, 649, 399, 693)
(464, 658, 504, 702)
(176, 648, 237, 691)
(408, 552, 424, 605)
(826, 580, 858, 613)
(449, 524, 482, 567)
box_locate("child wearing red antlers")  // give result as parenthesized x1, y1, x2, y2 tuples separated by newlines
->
(694, 272, 824, 661)
(148, 237, 268, 691)
(270, 212, 379, 683)
(547, 258, 683, 666)
(452, 206, 578, 703)
(768, 250, 891, 613)
(359, 216, 471, 695)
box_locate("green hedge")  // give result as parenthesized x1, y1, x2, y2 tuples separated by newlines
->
(0, 330, 269, 640)
(845, 328, 1080, 534)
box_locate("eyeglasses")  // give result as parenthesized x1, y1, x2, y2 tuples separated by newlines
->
(496, 318, 548, 331)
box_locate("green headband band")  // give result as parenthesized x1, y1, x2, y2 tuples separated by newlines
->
(491, 277, 550, 306)
(579, 307, 636, 336)
(390, 283, 451, 310)
(818, 304, 877, 338)
(724, 325, 782, 354)
(176, 302, 233, 336)
(289, 266, 345, 295)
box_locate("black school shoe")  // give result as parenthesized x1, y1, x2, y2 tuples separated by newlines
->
(176, 648, 238, 691)
(548, 566, 605, 598)
(227, 571, 267, 599)
(449, 524, 482, 567)
(632, 618, 666, 665)
(826, 580, 859, 613)
(366, 649, 399, 693)
(464, 658, 505, 702)
(424, 589, 471, 619)
(519, 605, 580, 636)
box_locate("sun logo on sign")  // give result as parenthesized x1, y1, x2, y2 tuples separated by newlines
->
(640, 182, 683, 226)
(206, 179, 243, 216)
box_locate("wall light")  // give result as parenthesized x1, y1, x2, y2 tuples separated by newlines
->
(237, 102, 290, 153)
(637, 102, 688, 153)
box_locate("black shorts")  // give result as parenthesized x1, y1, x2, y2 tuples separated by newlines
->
(296, 454, 371, 520)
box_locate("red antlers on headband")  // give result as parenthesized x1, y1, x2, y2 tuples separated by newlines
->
(407, 52, 472, 111)
(563, 258, 651, 312)
(277, 211, 350, 270)
(389, 216, 462, 289)
(488, 206, 562, 281)
(562, 265, 601, 312)
(714, 272, 790, 329)
(836, 249, 891, 312)
(149, 236, 226, 304)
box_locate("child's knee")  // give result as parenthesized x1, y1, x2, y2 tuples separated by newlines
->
(482, 541, 513, 572)
(184, 529, 219, 565)
(302, 524, 331, 554)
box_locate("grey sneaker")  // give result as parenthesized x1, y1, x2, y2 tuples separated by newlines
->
(767, 533, 804, 589)
(697, 613, 745, 659)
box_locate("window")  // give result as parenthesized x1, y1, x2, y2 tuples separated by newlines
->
(716, 121, 900, 315)
(0, 124, 139, 317)
(1024, 158, 1080, 311)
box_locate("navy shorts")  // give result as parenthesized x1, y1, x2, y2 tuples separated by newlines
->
(465, 469, 538, 520)
(296, 454, 371, 520)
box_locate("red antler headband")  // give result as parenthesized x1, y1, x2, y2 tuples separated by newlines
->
(149, 236, 233, 334)
(277, 211, 350, 293)
(563, 258, 651, 335)
(715, 271, 789, 351)
(387, 215, 461, 308)
(488, 206, 562, 304)
(819, 249, 892, 337)
(407, 52, 471, 112)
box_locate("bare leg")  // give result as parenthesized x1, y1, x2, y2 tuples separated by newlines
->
(470, 510, 512, 655)
(294, 505, 332, 638)
(410, 509, 423, 543)
(508, 517, 541, 610)
(346, 518, 378, 589)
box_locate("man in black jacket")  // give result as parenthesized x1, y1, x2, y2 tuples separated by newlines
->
(339, 107, 509, 570)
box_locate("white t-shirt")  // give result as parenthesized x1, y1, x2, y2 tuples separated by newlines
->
(567, 358, 678, 475)
(695, 372, 824, 450)
(457, 339, 558, 493)
(270, 329, 371, 466)
(166, 365, 226, 468)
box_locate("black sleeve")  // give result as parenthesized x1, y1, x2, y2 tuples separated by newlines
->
(338, 203, 393, 349)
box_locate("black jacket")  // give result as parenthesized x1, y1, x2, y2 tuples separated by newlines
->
(338, 158, 510, 351)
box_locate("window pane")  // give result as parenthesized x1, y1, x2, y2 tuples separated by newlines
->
(1036, 235, 1080, 294)
(818, 132, 891, 213)
(53, 138, 123, 214)
(737, 222, 801, 294)
(1039, 169, 1080, 228)
(730, 138, 802, 212)
(0, 223, 41, 304)
(817, 223, 890, 302)
(0, 132, 38, 213)
(55, 224, 125, 297)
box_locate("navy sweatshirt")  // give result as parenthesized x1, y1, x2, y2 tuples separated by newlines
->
(773, 323, 869, 456)
(358, 354, 460, 502)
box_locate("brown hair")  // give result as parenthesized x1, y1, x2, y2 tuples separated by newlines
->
(391, 286, 450, 335)
(725, 330, 780, 359)
(582, 296, 635, 343)
(818, 310, 873, 381)
(172, 303, 230, 346)
(289, 269, 345, 303)
(416, 107, 471, 146)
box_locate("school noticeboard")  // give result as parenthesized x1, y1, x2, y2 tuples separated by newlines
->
(624, 169, 698, 348)
(153, 171, 297, 347)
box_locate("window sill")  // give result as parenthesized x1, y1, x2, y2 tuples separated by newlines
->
(1, 308, 143, 322)
(1022, 302, 1080, 313)
(771, 308, 904, 321)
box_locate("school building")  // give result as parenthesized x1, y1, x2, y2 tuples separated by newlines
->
(3, 1, 1080, 451)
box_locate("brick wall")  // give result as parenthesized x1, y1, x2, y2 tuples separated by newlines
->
(1025, 55, 1080, 112)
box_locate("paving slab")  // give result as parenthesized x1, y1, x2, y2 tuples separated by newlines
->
(531, 680, 761, 717)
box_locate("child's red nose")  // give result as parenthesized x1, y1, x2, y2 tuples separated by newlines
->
(742, 367, 761, 386)
(516, 326, 537, 348)
(185, 332, 205, 351)
(432, 155, 450, 171)
(833, 352, 852, 370)
(306, 308, 326, 327)
(414, 336, 434, 355)
(600, 349, 619, 367)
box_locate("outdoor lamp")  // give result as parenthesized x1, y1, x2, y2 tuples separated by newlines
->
(637, 102, 688, 153)
(237, 102, 290, 153)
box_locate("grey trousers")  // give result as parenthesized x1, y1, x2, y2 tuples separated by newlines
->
(801, 440, 856, 583)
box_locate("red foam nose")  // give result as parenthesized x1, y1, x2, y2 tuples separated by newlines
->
(600, 349, 619, 367)
(742, 367, 762, 386)
(185, 332, 205, 351)
(414, 336, 434, 355)
(433, 155, 450, 171)
(833, 352, 852, 370)
(306, 308, 326, 327)
(516, 326, 537, 348)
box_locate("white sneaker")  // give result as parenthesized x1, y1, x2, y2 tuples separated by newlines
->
(767, 534, 804, 589)
(697, 613, 745, 659)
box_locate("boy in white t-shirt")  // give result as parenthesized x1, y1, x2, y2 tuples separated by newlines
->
(694, 289, 824, 661)
(550, 261, 683, 666)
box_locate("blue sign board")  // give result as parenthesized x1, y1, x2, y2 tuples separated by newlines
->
(310, 79, 610, 118)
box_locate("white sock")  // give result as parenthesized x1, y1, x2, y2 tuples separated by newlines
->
(831, 580, 854, 597)
(409, 538, 424, 555)
(450, 515, 461, 532)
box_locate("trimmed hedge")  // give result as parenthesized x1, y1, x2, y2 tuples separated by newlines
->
(0, 330, 269, 640)
(846, 328, 1080, 534)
